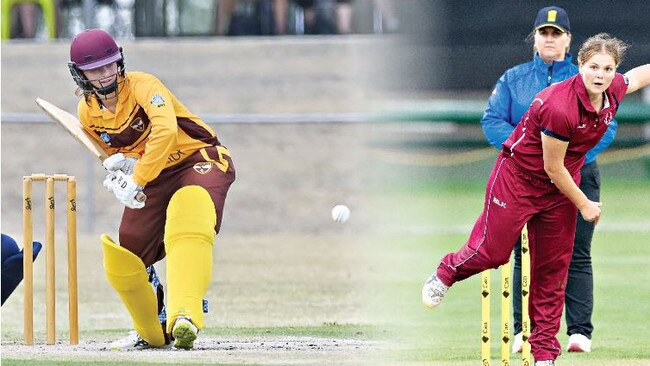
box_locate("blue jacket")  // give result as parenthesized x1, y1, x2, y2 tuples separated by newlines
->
(481, 53, 617, 165)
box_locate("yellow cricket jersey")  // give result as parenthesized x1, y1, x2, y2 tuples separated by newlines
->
(77, 72, 222, 186)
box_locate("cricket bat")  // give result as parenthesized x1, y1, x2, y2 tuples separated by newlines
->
(36, 98, 146, 203)
(35, 98, 109, 162)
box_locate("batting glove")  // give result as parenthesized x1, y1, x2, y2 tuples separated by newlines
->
(109, 171, 145, 209)
(102, 153, 137, 175)
(103, 172, 116, 192)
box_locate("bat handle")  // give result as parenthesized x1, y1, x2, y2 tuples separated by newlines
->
(135, 191, 147, 203)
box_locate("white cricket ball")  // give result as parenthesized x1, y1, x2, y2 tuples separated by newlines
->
(331, 204, 351, 223)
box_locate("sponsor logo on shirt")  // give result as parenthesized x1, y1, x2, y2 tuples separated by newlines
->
(167, 149, 186, 164)
(193, 162, 213, 174)
(100, 132, 111, 145)
(492, 196, 506, 208)
(150, 94, 165, 107)
(130, 118, 145, 132)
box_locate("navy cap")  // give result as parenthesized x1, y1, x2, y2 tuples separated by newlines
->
(534, 6, 570, 33)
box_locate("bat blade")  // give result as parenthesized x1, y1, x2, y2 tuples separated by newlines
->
(35, 98, 108, 162)
(35, 98, 147, 203)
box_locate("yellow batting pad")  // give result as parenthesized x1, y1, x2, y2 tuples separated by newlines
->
(164, 186, 216, 332)
(101, 234, 165, 346)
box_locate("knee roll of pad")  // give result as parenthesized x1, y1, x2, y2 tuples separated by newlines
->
(101, 234, 149, 290)
(164, 185, 216, 250)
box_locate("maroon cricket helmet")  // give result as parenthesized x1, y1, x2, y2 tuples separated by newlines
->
(70, 29, 122, 70)
(68, 29, 126, 96)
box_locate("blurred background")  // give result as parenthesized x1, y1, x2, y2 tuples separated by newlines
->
(2, 0, 649, 237)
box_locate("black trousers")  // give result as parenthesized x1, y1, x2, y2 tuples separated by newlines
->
(513, 161, 599, 338)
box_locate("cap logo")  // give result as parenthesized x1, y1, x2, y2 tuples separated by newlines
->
(547, 10, 557, 22)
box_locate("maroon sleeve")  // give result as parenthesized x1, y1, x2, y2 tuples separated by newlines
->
(539, 102, 572, 142)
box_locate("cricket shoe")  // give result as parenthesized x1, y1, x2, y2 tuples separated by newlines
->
(421, 273, 449, 309)
(172, 316, 198, 349)
(534, 361, 555, 366)
(109, 330, 171, 351)
(511, 332, 523, 353)
(567, 333, 592, 352)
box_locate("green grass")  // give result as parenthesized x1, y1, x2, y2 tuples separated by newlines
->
(364, 164, 650, 365)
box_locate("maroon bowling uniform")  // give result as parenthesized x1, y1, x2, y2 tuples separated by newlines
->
(436, 73, 628, 361)
(505, 73, 628, 181)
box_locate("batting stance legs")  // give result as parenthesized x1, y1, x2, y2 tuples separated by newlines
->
(435, 156, 577, 362)
(102, 148, 235, 349)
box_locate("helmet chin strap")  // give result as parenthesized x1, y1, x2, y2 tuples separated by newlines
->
(94, 80, 118, 97)
(95, 81, 117, 96)
(93, 74, 123, 100)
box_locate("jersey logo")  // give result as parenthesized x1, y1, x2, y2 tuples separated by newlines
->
(492, 196, 506, 208)
(603, 112, 613, 125)
(100, 132, 111, 145)
(130, 118, 145, 132)
(150, 94, 166, 107)
(577, 124, 587, 129)
(193, 162, 213, 175)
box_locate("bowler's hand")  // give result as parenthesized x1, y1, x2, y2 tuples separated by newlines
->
(107, 171, 145, 209)
(579, 200, 602, 225)
(102, 153, 137, 175)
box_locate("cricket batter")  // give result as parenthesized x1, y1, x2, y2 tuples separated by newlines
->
(68, 29, 236, 349)
(422, 34, 650, 365)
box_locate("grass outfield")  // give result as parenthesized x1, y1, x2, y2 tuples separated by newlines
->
(367, 161, 650, 365)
